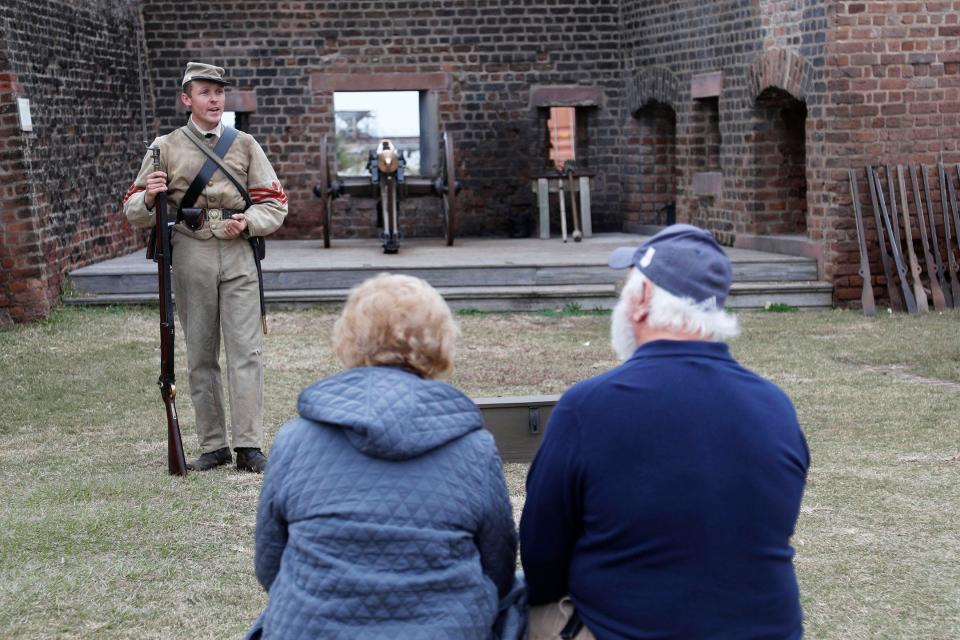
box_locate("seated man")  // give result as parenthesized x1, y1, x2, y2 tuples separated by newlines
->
(520, 224, 809, 640)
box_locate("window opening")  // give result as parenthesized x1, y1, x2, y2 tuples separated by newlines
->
(334, 91, 422, 176)
(755, 88, 808, 234)
(629, 103, 677, 225)
(222, 111, 250, 132)
(547, 106, 576, 170)
(692, 97, 720, 174)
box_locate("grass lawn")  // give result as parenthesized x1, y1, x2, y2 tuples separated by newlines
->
(1, 305, 958, 639)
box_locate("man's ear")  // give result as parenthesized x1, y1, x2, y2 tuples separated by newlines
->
(629, 278, 652, 323)
(179, 92, 191, 108)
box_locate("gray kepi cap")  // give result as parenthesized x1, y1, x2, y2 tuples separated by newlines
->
(607, 224, 733, 307)
(181, 61, 230, 90)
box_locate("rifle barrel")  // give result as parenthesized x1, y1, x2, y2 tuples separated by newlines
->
(151, 148, 188, 477)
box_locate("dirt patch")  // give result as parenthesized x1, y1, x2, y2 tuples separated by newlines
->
(862, 364, 960, 391)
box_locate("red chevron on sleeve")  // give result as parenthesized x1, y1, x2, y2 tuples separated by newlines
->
(122, 182, 145, 205)
(250, 181, 288, 206)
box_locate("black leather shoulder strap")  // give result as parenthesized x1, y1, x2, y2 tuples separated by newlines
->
(180, 126, 239, 210)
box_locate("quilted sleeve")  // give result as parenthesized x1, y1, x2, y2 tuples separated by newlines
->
(254, 423, 294, 591)
(475, 446, 518, 599)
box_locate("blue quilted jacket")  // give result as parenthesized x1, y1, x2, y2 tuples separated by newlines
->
(248, 366, 519, 640)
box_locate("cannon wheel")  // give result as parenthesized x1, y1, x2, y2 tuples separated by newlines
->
(317, 135, 333, 248)
(440, 130, 457, 246)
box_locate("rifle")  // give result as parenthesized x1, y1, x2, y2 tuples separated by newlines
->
(871, 167, 917, 313)
(921, 164, 952, 307)
(563, 161, 582, 242)
(865, 166, 902, 310)
(907, 165, 947, 311)
(938, 163, 960, 305)
(892, 166, 928, 312)
(848, 169, 875, 316)
(139, 36, 187, 476)
(150, 147, 189, 477)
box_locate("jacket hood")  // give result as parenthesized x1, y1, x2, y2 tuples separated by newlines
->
(297, 366, 484, 460)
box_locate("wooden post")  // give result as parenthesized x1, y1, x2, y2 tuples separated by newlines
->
(537, 178, 550, 239)
(579, 176, 592, 238)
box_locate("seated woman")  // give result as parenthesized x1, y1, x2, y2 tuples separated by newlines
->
(247, 273, 518, 640)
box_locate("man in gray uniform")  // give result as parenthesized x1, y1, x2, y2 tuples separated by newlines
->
(124, 62, 287, 473)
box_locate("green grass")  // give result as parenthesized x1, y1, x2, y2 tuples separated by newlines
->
(1, 306, 959, 638)
(763, 301, 800, 312)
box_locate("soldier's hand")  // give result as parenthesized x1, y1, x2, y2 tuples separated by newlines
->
(224, 213, 248, 238)
(143, 171, 168, 210)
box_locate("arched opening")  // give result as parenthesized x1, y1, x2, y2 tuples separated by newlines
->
(623, 101, 677, 228)
(753, 87, 808, 235)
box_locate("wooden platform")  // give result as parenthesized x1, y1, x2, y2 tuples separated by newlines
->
(66, 233, 832, 310)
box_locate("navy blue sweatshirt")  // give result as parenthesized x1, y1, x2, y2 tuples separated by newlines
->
(520, 340, 809, 640)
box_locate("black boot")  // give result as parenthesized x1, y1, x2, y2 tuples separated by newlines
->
(186, 446, 232, 471)
(235, 447, 268, 473)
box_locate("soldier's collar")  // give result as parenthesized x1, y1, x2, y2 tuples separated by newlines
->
(187, 116, 223, 139)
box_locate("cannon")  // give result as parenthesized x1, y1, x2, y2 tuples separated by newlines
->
(313, 130, 460, 253)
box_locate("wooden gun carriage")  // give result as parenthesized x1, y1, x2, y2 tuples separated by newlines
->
(314, 130, 460, 253)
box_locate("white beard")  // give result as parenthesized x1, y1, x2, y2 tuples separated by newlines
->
(610, 294, 638, 361)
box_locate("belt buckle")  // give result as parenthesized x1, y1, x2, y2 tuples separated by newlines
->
(207, 208, 222, 220)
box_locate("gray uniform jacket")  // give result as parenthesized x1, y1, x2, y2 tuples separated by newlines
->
(123, 120, 287, 236)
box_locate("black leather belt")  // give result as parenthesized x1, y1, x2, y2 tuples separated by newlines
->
(177, 207, 245, 230)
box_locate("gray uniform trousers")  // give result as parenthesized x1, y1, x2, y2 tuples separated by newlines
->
(172, 231, 263, 452)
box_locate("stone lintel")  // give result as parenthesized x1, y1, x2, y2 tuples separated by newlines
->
(691, 71, 723, 100)
(692, 171, 722, 197)
(226, 90, 257, 112)
(529, 84, 605, 108)
(311, 72, 450, 93)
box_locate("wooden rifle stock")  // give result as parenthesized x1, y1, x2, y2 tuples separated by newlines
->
(938, 163, 960, 305)
(892, 166, 928, 312)
(848, 170, 875, 316)
(908, 165, 947, 311)
(865, 166, 902, 310)
(871, 167, 917, 313)
(150, 146, 188, 477)
(920, 164, 952, 307)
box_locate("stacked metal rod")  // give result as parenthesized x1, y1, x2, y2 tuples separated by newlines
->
(849, 163, 960, 315)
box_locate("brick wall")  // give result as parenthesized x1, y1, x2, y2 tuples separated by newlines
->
(621, 0, 830, 247)
(622, 102, 676, 228)
(0, 49, 28, 325)
(140, 0, 625, 242)
(6, 0, 960, 321)
(622, 1, 758, 245)
(0, 0, 144, 323)
(817, 0, 960, 305)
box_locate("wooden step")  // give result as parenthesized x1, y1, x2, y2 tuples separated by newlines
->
(64, 280, 832, 311)
(65, 234, 832, 311)
(67, 260, 818, 295)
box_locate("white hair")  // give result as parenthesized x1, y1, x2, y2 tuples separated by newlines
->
(610, 269, 740, 360)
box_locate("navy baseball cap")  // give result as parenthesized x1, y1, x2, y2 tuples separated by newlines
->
(608, 224, 733, 307)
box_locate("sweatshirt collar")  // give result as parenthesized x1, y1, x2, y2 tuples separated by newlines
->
(628, 339, 733, 362)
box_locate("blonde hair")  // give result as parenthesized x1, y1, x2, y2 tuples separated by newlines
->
(332, 273, 458, 379)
